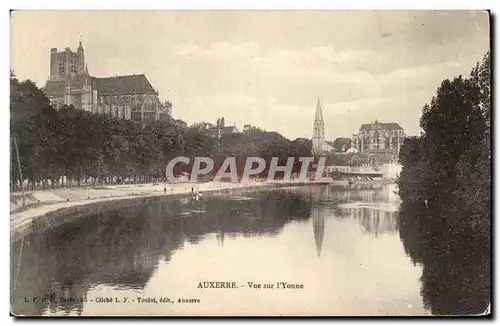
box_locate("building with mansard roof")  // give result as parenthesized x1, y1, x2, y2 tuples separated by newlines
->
(42, 41, 172, 122)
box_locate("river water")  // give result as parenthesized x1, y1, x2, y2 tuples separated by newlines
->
(10, 183, 490, 316)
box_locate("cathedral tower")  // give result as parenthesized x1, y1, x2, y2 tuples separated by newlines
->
(312, 97, 326, 155)
(77, 38, 85, 75)
(48, 38, 85, 81)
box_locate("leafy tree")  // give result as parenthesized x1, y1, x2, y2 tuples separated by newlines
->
(396, 137, 425, 203)
(332, 138, 352, 153)
(453, 52, 491, 237)
(419, 75, 484, 205)
(398, 51, 490, 235)
(9, 73, 332, 189)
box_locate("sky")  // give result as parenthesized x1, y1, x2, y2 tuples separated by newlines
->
(10, 10, 490, 140)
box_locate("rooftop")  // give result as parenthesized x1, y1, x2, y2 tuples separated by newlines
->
(359, 122, 404, 131)
(42, 74, 158, 97)
(92, 74, 157, 95)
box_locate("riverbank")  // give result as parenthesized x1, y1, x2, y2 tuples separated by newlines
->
(10, 180, 339, 242)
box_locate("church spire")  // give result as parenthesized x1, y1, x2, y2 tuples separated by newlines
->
(315, 97, 324, 121)
(84, 63, 88, 75)
(78, 34, 83, 49)
(312, 97, 326, 155)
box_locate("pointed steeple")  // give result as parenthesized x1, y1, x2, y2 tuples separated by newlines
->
(312, 97, 326, 155)
(315, 97, 324, 121)
(77, 35, 85, 75)
(84, 63, 89, 75)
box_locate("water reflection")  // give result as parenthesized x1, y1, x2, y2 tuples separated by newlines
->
(311, 207, 325, 257)
(11, 183, 487, 316)
(327, 185, 399, 238)
(398, 201, 490, 315)
(11, 189, 313, 316)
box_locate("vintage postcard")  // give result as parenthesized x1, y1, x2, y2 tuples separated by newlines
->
(9, 10, 491, 317)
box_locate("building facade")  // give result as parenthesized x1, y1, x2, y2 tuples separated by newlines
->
(42, 41, 172, 122)
(326, 166, 352, 173)
(312, 97, 327, 155)
(207, 117, 239, 139)
(351, 121, 406, 163)
(207, 125, 239, 139)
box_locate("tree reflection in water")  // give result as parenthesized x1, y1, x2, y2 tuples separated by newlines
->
(11, 184, 488, 316)
(10, 188, 312, 316)
(398, 201, 490, 315)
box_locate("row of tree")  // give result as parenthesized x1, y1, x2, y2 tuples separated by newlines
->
(10, 74, 313, 190)
(397, 52, 491, 239)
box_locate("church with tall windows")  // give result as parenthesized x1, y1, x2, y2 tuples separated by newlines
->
(42, 40, 172, 122)
(351, 120, 406, 163)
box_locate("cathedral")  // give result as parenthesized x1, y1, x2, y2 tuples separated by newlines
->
(42, 41, 172, 122)
(351, 120, 406, 163)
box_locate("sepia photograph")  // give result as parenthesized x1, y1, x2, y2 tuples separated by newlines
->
(9, 10, 491, 317)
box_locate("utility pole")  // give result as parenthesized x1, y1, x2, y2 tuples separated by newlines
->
(13, 136, 25, 208)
